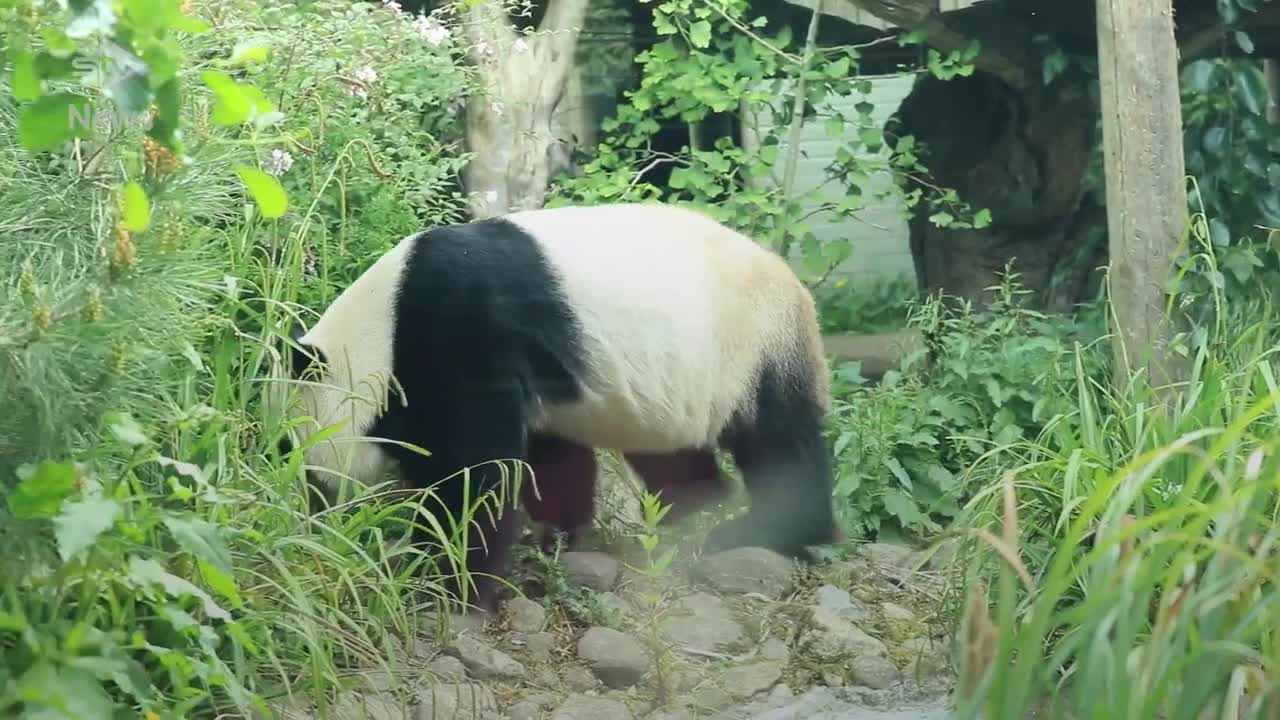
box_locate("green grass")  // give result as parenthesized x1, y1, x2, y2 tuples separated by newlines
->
(949, 296, 1280, 718)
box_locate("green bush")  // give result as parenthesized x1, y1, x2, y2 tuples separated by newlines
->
(0, 1, 483, 717)
(826, 274, 1108, 539)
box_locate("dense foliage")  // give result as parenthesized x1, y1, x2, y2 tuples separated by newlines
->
(1, 0, 1279, 716)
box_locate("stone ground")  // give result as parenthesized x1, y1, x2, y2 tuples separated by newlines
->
(267, 462, 965, 720)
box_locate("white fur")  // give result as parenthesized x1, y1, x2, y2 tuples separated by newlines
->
(507, 203, 826, 453)
(284, 203, 828, 489)
(287, 235, 415, 491)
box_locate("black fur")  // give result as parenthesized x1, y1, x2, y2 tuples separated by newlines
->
(710, 340, 835, 560)
(364, 219, 587, 610)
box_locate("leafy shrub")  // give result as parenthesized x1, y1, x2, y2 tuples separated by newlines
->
(826, 275, 1107, 539)
(952, 295, 1280, 718)
(0, 1, 483, 717)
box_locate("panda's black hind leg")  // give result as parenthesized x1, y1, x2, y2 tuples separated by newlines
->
(706, 361, 837, 559)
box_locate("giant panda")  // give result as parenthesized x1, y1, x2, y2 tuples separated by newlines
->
(278, 202, 839, 613)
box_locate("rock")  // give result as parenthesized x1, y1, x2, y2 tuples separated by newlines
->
(691, 547, 795, 598)
(880, 602, 915, 623)
(849, 654, 900, 690)
(560, 665, 599, 692)
(561, 551, 620, 591)
(899, 637, 951, 677)
(923, 538, 960, 572)
(446, 636, 527, 682)
(505, 700, 541, 720)
(415, 683, 497, 720)
(689, 685, 733, 712)
(855, 542, 916, 569)
(577, 626, 652, 688)
(506, 597, 547, 633)
(646, 709, 694, 720)
(333, 693, 410, 720)
(533, 668, 559, 688)
(659, 592, 748, 654)
(757, 637, 790, 662)
(425, 656, 468, 681)
(768, 684, 794, 702)
(805, 606, 888, 660)
(550, 695, 633, 720)
(814, 584, 871, 624)
(522, 632, 558, 662)
(596, 591, 632, 619)
(355, 669, 401, 693)
(722, 661, 784, 699)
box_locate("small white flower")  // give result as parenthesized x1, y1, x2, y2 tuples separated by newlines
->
(413, 15, 450, 46)
(475, 40, 494, 56)
(490, 101, 504, 115)
(267, 148, 293, 176)
(354, 66, 378, 84)
(484, 190, 499, 204)
(512, 37, 529, 53)
(381, 0, 402, 15)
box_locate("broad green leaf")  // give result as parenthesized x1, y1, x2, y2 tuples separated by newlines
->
(164, 515, 233, 573)
(16, 662, 114, 720)
(127, 557, 231, 621)
(1233, 65, 1267, 115)
(199, 558, 244, 609)
(121, 182, 150, 232)
(8, 460, 78, 519)
(230, 41, 270, 65)
(149, 78, 182, 147)
(202, 70, 252, 125)
(688, 20, 712, 49)
(55, 498, 121, 562)
(12, 50, 41, 101)
(123, 0, 166, 37)
(18, 93, 94, 152)
(824, 116, 844, 139)
(237, 167, 288, 218)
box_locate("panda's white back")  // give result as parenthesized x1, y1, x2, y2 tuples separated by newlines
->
(504, 203, 801, 453)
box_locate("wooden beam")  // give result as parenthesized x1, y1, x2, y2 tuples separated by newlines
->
(1095, 0, 1190, 395)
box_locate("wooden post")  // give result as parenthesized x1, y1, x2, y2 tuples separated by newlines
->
(1095, 0, 1189, 396)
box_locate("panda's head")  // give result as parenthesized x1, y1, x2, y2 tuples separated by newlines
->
(273, 323, 394, 506)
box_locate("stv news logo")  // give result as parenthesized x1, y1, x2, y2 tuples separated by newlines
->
(66, 38, 153, 134)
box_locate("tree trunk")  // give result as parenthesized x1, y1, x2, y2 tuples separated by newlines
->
(462, 0, 591, 219)
(889, 69, 1107, 314)
(1096, 0, 1190, 394)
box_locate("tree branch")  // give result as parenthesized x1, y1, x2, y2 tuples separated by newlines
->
(531, 0, 590, 107)
(805, 0, 1032, 88)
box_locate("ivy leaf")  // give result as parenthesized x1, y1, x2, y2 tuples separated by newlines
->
(55, 498, 122, 562)
(121, 182, 151, 233)
(237, 167, 289, 218)
(18, 92, 94, 152)
(8, 460, 78, 520)
(1234, 29, 1255, 54)
(688, 20, 712, 49)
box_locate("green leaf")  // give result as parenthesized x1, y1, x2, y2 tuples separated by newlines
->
(54, 499, 122, 562)
(106, 412, 149, 446)
(199, 558, 244, 609)
(202, 70, 252, 125)
(1234, 29, 1255, 54)
(824, 116, 844, 139)
(12, 50, 41, 101)
(688, 20, 712, 49)
(16, 662, 115, 720)
(1233, 66, 1267, 115)
(121, 182, 151, 233)
(8, 460, 78, 520)
(237, 167, 289, 218)
(164, 515, 233, 573)
(18, 92, 94, 152)
(127, 557, 231, 621)
(229, 40, 270, 65)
